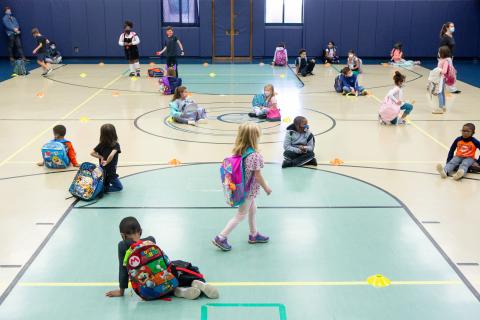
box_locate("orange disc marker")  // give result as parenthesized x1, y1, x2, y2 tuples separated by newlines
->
(329, 158, 344, 166)
(168, 159, 181, 166)
(36, 92, 45, 98)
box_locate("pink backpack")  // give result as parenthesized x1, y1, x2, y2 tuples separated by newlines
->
(266, 106, 281, 122)
(274, 48, 287, 66)
(445, 62, 456, 86)
(220, 148, 254, 207)
(379, 98, 401, 123)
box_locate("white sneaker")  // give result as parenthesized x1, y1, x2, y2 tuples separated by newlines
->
(174, 287, 201, 300)
(436, 164, 447, 178)
(187, 120, 197, 126)
(432, 108, 445, 114)
(192, 280, 219, 299)
(452, 168, 465, 181)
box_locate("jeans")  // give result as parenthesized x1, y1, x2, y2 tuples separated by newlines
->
(7, 34, 25, 60)
(342, 86, 364, 94)
(438, 79, 446, 108)
(390, 103, 413, 124)
(107, 177, 123, 192)
(444, 157, 475, 175)
(283, 150, 316, 167)
(300, 60, 315, 76)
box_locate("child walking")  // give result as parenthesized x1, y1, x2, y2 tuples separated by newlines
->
(339, 67, 367, 96)
(90, 124, 123, 193)
(37, 124, 80, 167)
(118, 21, 140, 77)
(213, 123, 272, 251)
(324, 41, 339, 64)
(169, 86, 207, 125)
(156, 26, 184, 77)
(379, 71, 413, 125)
(436, 123, 480, 180)
(249, 84, 277, 119)
(432, 46, 454, 114)
(31, 28, 52, 76)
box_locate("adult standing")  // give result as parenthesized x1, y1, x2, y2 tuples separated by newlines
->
(439, 22, 461, 94)
(2, 6, 26, 62)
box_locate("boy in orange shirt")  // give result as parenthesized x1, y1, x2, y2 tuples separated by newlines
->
(37, 124, 79, 167)
(437, 123, 480, 180)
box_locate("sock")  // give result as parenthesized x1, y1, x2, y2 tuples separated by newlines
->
(134, 62, 140, 71)
(129, 64, 135, 73)
(217, 235, 226, 241)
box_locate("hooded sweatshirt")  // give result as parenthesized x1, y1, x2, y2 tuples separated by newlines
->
(284, 123, 315, 154)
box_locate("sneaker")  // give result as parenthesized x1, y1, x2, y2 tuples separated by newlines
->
(396, 118, 405, 125)
(282, 160, 292, 168)
(128, 72, 135, 77)
(187, 120, 198, 126)
(174, 287, 201, 300)
(436, 164, 447, 179)
(452, 168, 465, 181)
(248, 112, 258, 118)
(45, 68, 53, 76)
(248, 232, 269, 244)
(212, 236, 232, 251)
(361, 90, 368, 96)
(305, 158, 318, 166)
(258, 114, 267, 120)
(432, 108, 445, 114)
(451, 90, 461, 94)
(191, 280, 219, 299)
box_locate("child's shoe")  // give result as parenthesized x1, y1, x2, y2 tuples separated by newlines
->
(436, 164, 447, 178)
(396, 118, 406, 125)
(191, 280, 219, 299)
(248, 232, 269, 244)
(174, 287, 201, 300)
(248, 112, 258, 118)
(452, 168, 465, 180)
(136, 71, 140, 77)
(128, 72, 135, 77)
(187, 120, 198, 126)
(432, 108, 445, 114)
(212, 236, 232, 251)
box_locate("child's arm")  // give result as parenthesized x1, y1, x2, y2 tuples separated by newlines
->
(90, 150, 103, 161)
(156, 46, 167, 55)
(32, 43, 42, 54)
(105, 242, 128, 297)
(446, 138, 459, 163)
(254, 170, 272, 195)
(303, 135, 314, 152)
(65, 142, 80, 167)
(284, 133, 302, 154)
(177, 40, 185, 56)
(102, 149, 118, 167)
(132, 33, 140, 45)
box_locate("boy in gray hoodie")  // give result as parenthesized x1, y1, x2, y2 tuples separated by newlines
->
(282, 116, 317, 168)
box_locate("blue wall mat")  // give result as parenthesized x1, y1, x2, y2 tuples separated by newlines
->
(0, 0, 479, 58)
(213, 0, 230, 57)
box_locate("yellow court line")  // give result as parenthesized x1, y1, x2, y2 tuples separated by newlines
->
(367, 94, 449, 151)
(0, 74, 123, 168)
(18, 280, 464, 287)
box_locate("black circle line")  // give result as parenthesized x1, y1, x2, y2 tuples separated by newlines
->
(134, 106, 336, 144)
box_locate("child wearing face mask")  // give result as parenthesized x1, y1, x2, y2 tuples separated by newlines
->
(282, 116, 317, 168)
(339, 67, 367, 96)
(324, 41, 339, 64)
(118, 20, 140, 77)
(249, 84, 277, 119)
(347, 50, 362, 74)
(379, 71, 413, 125)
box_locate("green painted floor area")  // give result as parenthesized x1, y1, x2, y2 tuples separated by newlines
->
(1, 165, 479, 319)
(178, 64, 302, 95)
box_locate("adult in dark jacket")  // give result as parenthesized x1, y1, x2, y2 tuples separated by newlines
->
(439, 22, 461, 94)
(2, 6, 26, 61)
(282, 116, 317, 168)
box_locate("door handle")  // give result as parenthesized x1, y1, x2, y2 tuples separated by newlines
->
(226, 29, 240, 36)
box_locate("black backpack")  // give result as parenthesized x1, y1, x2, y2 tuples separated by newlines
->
(334, 74, 343, 93)
(169, 260, 205, 287)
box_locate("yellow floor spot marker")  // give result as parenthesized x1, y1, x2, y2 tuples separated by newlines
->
(112, 91, 120, 97)
(79, 116, 90, 123)
(11, 73, 18, 77)
(282, 117, 291, 123)
(168, 158, 181, 166)
(279, 73, 286, 78)
(131, 76, 138, 81)
(203, 62, 209, 67)
(79, 73, 87, 78)
(167, 117, 174, 123)
(209, 72, 216, 77)
(330, 158, 344, 166)
(367, 274, 391, 288)
(36, 92, 45, 98)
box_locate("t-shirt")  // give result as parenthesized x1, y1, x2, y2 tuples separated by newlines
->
(439, 35, 455, 55)
(164, 35, 179, 56)
(244, 152, 264, 198)
(94, 142, 121, 179)
(35, 35, 47, 54)
(295, 57, 307, 69)
(118, 236, 155, 289)
(447, 137, 480, 161)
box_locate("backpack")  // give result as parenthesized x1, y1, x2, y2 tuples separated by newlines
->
(252, 93, 266, 107)
(379, 98, 401, 123)
(169, 260, 205, 287)
(69, 162, 104, 201)
(274, 48, 287, 66)
(220, 147, 255, 207)
(266, 106, 281, 122)
(148, 67, 164, 77)
(445, 62, 456, 86)
(13, 59, 28, 76)
(160, 76, 172, 95)
(334, 74, 343, 93)
(41, 140, 70, 169)
(124, 240, 178, 301)
(427, 68, 442, 97)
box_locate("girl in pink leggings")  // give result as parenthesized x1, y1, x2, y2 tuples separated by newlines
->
(213, 123, 272, 251)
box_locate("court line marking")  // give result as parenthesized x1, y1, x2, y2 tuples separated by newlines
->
(0, 74, 123, 168)
(73, 205, 403, 210)
(17, 280, 466, 287)
(367, 93, 449, 151)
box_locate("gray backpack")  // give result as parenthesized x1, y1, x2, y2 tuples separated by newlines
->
(13, 59, 28, 76)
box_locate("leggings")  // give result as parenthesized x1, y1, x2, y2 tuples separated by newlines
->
(220, 197, 257, 237)
(390, 103, 413, 124)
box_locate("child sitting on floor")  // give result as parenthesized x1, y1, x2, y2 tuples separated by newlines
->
(324, 41, 339, 64)
(249, 84, 277, 119)
(37, 124, 80, 168)
(379, 71, 413, 125)
(339, 67, 367, 96)
(106, 216, 219, 300)
(390, 42, 420, 66)
(272, 42, 288, 66)
(282, 116, 317, 168)
(347, 50, 362, 74)
(161, 67, 182, 95)
(436, 123, 480, 180)
(295, 49, 315, 77)
(169, 86, 207, 126)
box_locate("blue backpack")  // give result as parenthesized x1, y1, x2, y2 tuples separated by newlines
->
(252, 94, 266, 107)
(334, 74, 343, 93)
(41, 140, 70, 169)
(69, 162, 104, 201)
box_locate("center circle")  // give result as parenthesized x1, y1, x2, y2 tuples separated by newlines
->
(217, 113, 265, 124)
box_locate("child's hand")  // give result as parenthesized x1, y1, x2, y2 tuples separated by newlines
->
(73, 163, 80, 168)
(32, 50, 37, 55)
(155, 51, 162, 56)
(180, 51, 185, 56)
(264, 186, 272, 195)
(105, 289, 124, 297)
(101, 160, 107, 167)
(36, 161, 44, 166)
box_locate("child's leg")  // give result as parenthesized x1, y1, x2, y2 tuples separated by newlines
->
(219, 197, 253, 238)
(134, 59, 140, 73)
(342, 86, 350, 94)
(307, 60, 315, 73)
(400, 103, 413, 119)
(37, 59, 48, 71)
(128, 60, 135, 75)
(247, 198, 257, 236)
(438, 80, 446, 109)
(390, 117, 398, 125)
(444, 157, 463, 175)
(173, 116, 189, 124)
(458, 157, 475, 173)
(108, 177, 123, 192)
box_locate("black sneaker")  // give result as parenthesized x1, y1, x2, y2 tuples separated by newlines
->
(129, 72, 135, 77)
(248, 112, 257, 118)
(282, 160, 292, 168)
(258, 114, 267, 120)
(451, 90, 461, 94)
(136, 71, 140, 77)
(305, 158, 318, 166)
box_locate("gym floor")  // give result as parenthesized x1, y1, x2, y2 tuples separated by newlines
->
(0, 60, 479, 319)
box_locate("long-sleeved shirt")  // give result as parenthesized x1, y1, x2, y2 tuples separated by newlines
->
(118, 32, 140, 47)
(390, 49, 403, 62)
(385, 86, 404, 105)
(284, 124, 315, 154)
(437, 57, 452, 78)
(169, 98, 194, 118)
(2, 14, 19, 36)
(447, 136, 480, 162)
(63, 141, 79, 166)
(340, 73, 360, 91)
(118, 236, 155, 289)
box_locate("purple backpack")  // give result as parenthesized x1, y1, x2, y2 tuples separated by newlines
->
(220, 148, 255, 207)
